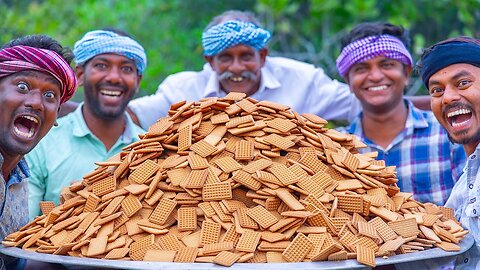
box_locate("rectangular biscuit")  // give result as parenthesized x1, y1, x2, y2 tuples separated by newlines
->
(282, 233, 313, 262)
(213, 251, 241, 267)
(236, 229, 261, 253)
(149, 198, 177, 225)
(247, 205, 279, 229)
(200, 220, 221, 245)
(202, 182, 232, 201)
(177, 207, 197, 231)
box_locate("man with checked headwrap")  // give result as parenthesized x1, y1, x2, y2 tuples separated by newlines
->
(0, 34, 77, 270)
(336, 22, 465, 206)
(26, 29, 146, 220)
(127, 10, 363, 129)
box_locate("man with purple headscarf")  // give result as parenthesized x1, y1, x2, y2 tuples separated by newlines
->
(127, 10, 362, 129)
(0, 34, 77, 270)
(336, 22, 465, 206)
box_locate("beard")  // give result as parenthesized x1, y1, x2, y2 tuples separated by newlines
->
(448, 128, 480, 145)
(83, 82, 134, 120)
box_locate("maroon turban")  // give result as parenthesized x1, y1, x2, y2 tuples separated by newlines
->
(0, 45, 77, 104)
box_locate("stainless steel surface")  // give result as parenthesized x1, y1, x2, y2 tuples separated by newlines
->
(0, 234, 474, 270)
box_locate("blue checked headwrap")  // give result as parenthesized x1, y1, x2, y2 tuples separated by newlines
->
(73, 30, 147, 74)
(202, 20, 271, 56)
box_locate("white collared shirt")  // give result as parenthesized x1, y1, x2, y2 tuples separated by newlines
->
(129, 56, 361, 129)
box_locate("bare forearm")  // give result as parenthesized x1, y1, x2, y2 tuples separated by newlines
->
(407, 95, 431, 111)
(58, 100, 79, 118)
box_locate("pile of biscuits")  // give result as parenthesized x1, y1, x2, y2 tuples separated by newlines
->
(3, 93, 468, 267)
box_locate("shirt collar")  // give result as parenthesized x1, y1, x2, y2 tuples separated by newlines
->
(471, 143, 480, 158)
(406, 99, 429, 130)
(202, 57, 282, 98)
(0, 153, 29, 186)
(347, 99, 429, 138)
(71, 103, 138, 144)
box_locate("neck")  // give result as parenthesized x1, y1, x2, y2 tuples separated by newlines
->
(1, 154, 22, 181)
(361, 100, 408, 149)
(82, 106, 126, 151)
(464, 143, 480, 157)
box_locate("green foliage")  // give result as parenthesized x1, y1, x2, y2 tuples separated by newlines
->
(0, 0, 256, 99)
(1, 0, 479, 99)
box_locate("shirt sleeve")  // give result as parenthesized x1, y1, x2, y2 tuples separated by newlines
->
(306, 67, 361, 121)
(128, 89, 172, 130)
(451, 142, 467, 182)
(25, 148, 47, 220)
(128, 72, 197, 130)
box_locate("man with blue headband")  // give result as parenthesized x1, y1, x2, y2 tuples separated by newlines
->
(336, 22, 465, 206)
(127, 10, 362, 129)
(26, 29, 145, 219)
(403, 36, 480, 269)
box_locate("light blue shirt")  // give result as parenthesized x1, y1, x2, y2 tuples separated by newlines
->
(26, 103, 145, 219)
(129, 56, 361, 129)
(443, 144, 480, 269)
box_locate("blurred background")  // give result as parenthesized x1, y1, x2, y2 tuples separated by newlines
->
(1, 0, 479, 101)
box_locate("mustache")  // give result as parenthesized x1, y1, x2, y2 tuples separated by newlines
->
(218, 71, 257, 81)
(443, 102, 473, 115)
(97, 82, 127, 92)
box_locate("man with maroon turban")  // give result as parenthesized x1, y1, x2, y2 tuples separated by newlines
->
(0, 34, 77, 270)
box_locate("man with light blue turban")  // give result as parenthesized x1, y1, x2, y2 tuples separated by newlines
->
(26, 29, 146, 220)
(127, 10, 362, 129)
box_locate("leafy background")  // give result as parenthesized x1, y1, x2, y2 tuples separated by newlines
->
(1, 0, 479, 101)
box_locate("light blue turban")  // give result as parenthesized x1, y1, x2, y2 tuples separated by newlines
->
(73, 30, 147, 74)
(202, 20, 271, 56)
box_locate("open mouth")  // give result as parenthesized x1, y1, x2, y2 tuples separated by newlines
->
(13, 115, 39, 139)
(229, 76, 244, 82)
(447, 108, 472, 128)
(100, 89, 123, 98)
(367, 85, 388, 91)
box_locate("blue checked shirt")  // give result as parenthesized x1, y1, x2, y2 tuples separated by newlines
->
(338, 99, 466, 205)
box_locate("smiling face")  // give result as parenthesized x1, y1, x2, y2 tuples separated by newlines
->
(77, 53, 141, 120)
(346, 56, 411, 113)
(205, 45, 266, 96)
(429, 63, 480, 155)
(0, 70, 60, 159)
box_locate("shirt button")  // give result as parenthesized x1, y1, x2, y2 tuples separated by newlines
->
(474, 209, 477, 214)
(472, 155, 477, 159)
(471, 198, 476, 203)
(469, 184, 474, 189)
(464, 258, 469, 263)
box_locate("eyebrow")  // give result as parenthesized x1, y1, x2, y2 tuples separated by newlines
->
(12, 71, 61, 88)
(354, 58, 396, 66)
(93, 56, 135, 65)
(451, 70, 473, 82)
(429, 70, 473, 87)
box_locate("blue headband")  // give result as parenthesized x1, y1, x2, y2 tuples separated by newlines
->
(202, 20, 271, 56)
(73, 30, 147, 74)
(421, 42, 480, 87)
